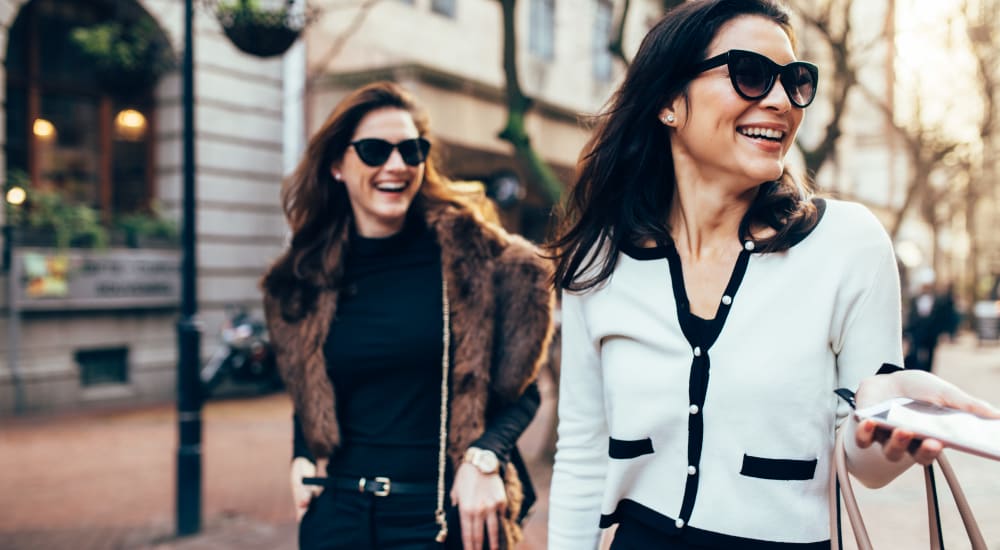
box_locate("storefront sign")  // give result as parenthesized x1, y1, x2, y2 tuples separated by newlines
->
(15, 248, 181, 310)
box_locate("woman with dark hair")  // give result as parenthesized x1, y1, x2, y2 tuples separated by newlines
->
(262, 81, 553, 550)
(547, 1, 996, 548)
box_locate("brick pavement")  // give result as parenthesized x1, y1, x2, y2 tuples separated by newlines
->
(2, 337, 1000, 549)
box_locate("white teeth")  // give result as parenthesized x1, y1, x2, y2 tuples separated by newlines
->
(739, 127, 784, 140)
(375, 182, 406, 191)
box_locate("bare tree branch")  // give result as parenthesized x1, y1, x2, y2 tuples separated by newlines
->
(305, 0, 382, 86)
(608, 0, 632, 67)
(857, 81, 962, 239)
(958, 0, 999, 297)
(496, 0, 563, 203)
(794, 0, 857, 179)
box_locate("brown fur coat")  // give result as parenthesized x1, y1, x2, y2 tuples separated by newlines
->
(261, 203, 554, 545)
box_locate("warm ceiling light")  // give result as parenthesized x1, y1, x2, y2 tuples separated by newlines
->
(114, 109, 147, 141)
(5, 186, 26, 206)
(32, 118, 55, 139)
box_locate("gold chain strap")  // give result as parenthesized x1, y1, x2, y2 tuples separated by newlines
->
(434, 276, 450, 543)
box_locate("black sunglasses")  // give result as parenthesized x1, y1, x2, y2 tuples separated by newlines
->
(350, 137, 431, 167)
(690, 49, 819, 108)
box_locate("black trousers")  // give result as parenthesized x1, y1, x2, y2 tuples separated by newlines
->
(610, 518, 716, 550)
(299, 486, 465, 550)
(609, 517, 829, 550)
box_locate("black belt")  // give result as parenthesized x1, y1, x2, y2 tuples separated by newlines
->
(302, 476, 436, 497)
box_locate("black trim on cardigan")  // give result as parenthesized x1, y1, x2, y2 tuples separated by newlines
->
(740, 454, 818, 481)
(599, 499, 830, 549)
(617, 197, 829, 263)
(834, 362, 902, 410)
(877, 362, 903, 375)
(664, 238, 753, 530)
(609, 437, 655, 459)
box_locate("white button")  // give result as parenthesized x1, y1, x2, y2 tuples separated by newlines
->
(675, 518, 685, 528)
(721, 295, 732, 306)
(688, 465, 697, 475)
(693, 346, 702, 357)
(744, 241, 755, 251)
(689, 404, 700, 415)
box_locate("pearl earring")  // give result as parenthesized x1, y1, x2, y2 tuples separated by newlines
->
(666, 114, 676, 124)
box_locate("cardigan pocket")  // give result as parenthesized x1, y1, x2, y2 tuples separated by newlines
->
(608, 437, 654, 459)
(739, 454, 817, 480)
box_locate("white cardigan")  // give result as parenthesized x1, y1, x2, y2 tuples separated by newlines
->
(548, 199, 905, 549)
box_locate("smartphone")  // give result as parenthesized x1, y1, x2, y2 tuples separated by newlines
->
(854, 397, 1000, 461)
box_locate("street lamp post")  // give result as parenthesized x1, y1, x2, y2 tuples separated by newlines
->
(176, 0, 202, 536)
(174, 0, 314, 536)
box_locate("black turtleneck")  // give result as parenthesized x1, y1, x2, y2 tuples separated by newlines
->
(293, 216, 540, 481)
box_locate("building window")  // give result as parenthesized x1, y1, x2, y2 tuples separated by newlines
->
(593, 0, 613, 81)
(529, 0, 555, 61)
(432, 0, 456, 17)
(77, 347, 129, 386)
(5, 0, 159, 222)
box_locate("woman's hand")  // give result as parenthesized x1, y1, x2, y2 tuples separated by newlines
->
(290, 456, 325, 521)
(450, 462, 507, 550)
(854, 369, 1000, 465)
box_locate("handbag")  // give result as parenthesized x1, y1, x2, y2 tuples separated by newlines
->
(828, 427, 987, 550)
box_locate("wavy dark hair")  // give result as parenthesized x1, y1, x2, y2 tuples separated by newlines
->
(548, 0, 819, 291)
(265, 81, 470, 317)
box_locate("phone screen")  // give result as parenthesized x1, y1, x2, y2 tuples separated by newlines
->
(860, 398, 1000, 460)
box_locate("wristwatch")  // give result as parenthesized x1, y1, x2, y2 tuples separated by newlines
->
(463, 447, 500, 475)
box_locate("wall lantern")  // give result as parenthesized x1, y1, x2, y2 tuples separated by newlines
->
(114, 109, 148, 141)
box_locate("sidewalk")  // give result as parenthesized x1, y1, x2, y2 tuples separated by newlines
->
(2, 336, 1000, 549)
(0, 366, 560, 550)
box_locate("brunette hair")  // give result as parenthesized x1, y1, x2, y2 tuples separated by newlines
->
(265, 81, 468, 315)
(548, 0, 818, 291)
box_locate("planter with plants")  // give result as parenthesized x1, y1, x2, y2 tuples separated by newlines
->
(114, 208, 179, 249)
(14, 190, 109, 250)
(213, 0, 316, 58)
(71, 14, 176, 97)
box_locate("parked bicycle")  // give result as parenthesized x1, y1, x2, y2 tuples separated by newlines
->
(200, 306, 281, 397)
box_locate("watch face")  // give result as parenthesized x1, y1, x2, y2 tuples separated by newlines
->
(477, 451, 499, 473)
(467, 448, 499, 474)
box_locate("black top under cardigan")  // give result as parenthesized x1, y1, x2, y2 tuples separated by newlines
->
(292, 216, 540, 481)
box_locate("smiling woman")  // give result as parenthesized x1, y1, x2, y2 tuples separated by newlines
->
(261, 81, 554, 550)
(545, 1, 997, 549)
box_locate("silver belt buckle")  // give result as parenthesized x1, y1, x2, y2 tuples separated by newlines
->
(372, 476, 391, 497)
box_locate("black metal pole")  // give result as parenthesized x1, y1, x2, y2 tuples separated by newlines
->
(176, 0, 202, 536)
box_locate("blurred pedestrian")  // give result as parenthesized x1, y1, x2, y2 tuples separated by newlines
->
(262, 81, 554, 550)
(904, 271, 953, 372)
(545, 1, 999, 548)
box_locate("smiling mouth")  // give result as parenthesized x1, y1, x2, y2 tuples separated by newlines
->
(738, 127, 785, 142)
(374, 182, 408, 193)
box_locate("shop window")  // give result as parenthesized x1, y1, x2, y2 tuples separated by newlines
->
(5, 0, 160, 223)
(76, 347, 129, 386)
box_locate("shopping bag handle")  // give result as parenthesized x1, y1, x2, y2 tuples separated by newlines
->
(829, 427, 987, 550)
